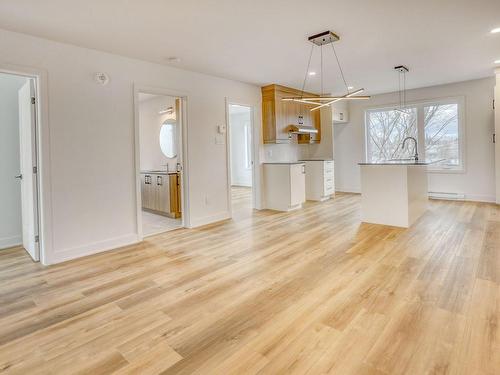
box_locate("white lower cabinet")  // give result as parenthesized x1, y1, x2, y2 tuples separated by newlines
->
(263, 163, 306, 211)
(301, 160, 335, 201)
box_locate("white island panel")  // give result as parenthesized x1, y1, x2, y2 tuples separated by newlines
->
(360, 164, 428, 228)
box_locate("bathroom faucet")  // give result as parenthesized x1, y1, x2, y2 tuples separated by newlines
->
(402, 137, 418, 161)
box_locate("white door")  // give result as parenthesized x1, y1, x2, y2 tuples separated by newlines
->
(18, 79, 39, 261)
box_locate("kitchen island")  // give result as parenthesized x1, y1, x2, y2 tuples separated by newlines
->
(359, 161, 429, 228)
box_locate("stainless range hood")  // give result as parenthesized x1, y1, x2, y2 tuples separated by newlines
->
(288, 124, 319, 134)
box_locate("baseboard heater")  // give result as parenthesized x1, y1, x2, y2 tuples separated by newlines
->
(428, 191, 465, 200)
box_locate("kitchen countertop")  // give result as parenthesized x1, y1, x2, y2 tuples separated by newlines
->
(358, 161, 430, 166)
(262, 162, 305, 165)
(299, 159, 334, 162)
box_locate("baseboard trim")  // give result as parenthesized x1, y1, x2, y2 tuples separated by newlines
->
(0, 235, 22, 250)
(189, 211, 230, 228)
(47, 233, 139, 265)
(335, 187, 361, 194)
(464, 194, 496, 203)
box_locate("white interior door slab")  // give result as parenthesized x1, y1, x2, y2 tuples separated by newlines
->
(18, 79, 40, 261)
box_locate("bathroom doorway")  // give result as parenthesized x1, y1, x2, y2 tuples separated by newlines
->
(227, 103, 255, 221)
(0, 72, 41, 261)
(135, 91, 186, 237)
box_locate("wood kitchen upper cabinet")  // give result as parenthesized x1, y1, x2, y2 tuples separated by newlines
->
(261, 84, 321, 144)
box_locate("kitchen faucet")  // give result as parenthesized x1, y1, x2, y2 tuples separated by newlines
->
(402, 137, 418, 161)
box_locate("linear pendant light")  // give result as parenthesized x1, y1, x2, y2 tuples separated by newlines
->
(394, 65, 410, 116)
(282, 30, 370, 111)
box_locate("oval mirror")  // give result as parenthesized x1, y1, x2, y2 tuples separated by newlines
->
(159, 121, 177, 158)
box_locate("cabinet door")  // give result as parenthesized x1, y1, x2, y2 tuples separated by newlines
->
(290, 164, 306, 206)
(156, 175, 170, 213)
(275, 95, 292, 142)
(142, 174, 154, 210)
(169, 174, 181, 216)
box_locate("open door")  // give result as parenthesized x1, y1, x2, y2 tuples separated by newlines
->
(18, 79, 40, 261)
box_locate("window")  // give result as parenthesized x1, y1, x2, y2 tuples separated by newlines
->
(424, 104, 459, 168)
(366, 108, 417, 162)
(365, 98, 463, 171)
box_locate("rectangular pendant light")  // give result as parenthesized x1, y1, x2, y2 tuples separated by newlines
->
(310, 89, 366, 111)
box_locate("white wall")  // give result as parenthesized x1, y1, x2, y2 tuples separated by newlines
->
(139, 95, 178, 171)
(0, 28, 261, 264)
(229, 110, 252, 187)
(495, 70, 500, 204)
(0, 73, 27, 249)
(334, 77, 496, 202)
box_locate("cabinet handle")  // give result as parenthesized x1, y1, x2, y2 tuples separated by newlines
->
(157, 176, 162, 186)
(145, 175, 151, 184)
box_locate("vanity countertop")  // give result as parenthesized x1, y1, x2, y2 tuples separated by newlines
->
(140, 170, 178, 175)
(262, 162, 305, 165)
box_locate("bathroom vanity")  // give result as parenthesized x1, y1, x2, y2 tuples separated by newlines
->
(140, 171, 181, 218)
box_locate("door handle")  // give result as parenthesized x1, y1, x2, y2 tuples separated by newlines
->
(15, 174, 22, 180)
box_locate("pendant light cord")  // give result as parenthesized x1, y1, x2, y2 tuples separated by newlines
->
(320, 45, 324, 96)
(331, 43, 349, 94)
(399, 71, 402, 109)
(403, 69, 407, 109)
(300, 44, 315, 99)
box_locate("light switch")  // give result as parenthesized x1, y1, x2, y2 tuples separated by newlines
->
(215, 134, 225, 145)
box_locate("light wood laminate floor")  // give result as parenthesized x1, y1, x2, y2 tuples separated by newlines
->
(0, 194, 499, 374)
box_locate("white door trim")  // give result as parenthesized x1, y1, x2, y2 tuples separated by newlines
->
(0, 63, 52, 264)
(133, 84, 190, 239)
(225, 99, 258, 217)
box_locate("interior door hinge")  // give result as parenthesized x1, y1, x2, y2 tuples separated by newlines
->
(35, 235, 39, 243)
(31, 97, 36, 105)
(33, 166, 38, 174)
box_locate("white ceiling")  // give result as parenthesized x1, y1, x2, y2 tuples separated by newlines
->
(0, 0, 499, 95)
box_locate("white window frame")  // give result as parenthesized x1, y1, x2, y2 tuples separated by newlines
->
(364, 96, 466, 173)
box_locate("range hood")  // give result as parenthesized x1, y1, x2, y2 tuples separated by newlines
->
(288, 124, 319, 134)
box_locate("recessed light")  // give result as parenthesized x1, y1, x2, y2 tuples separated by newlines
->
(308, 71, 316, 76)
(348, 86, 354, 90)
(491, 27, 500, 34)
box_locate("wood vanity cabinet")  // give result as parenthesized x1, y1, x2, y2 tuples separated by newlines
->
(169, 173, 181, 218)
(261, 84, 321, 144)
(141, 172, 181, 218)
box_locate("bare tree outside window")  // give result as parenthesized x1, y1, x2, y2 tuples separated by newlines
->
(365, 101, 461, 170)
(366, 108, 417, 162)
(424, 104, 459, 167)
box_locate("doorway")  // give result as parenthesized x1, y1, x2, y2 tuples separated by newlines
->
(136, 91, 186, 237)
(0, 72, 40, 261)
(227, 103, 254, 220)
